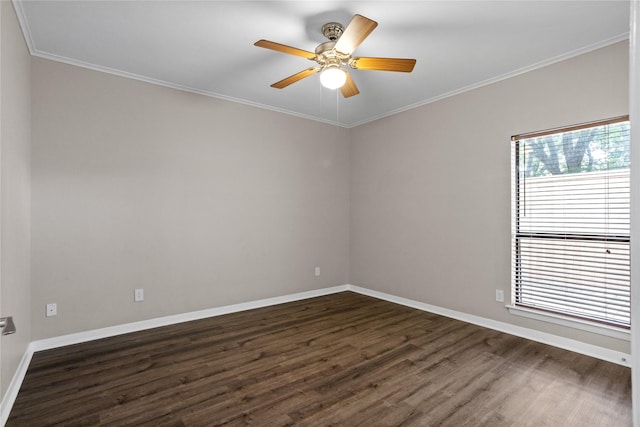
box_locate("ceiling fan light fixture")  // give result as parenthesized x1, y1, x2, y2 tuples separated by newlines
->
(320, 65, 347, 89)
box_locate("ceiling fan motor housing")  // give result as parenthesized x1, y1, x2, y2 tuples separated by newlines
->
(315, 40, 350, 69)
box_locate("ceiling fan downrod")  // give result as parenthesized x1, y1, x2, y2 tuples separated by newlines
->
(322, 22, 344, 41)
(315, 22, 350, 70)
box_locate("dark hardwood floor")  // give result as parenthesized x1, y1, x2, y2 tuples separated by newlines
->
(8, 292, 631, 426)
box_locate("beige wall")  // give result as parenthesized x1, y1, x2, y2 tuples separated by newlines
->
(1, 1, 31, 395)
(350, 41, 630, 352)
(31, 58, 350, 339)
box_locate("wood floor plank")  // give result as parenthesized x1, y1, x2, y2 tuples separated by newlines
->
(7, 292, 631, 426)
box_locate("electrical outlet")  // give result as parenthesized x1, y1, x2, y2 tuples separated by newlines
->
(134, 288, 144, 302)
(315, 267, 321, 276)
(46, 303, 57, 317)
(495, 289, 504, 303)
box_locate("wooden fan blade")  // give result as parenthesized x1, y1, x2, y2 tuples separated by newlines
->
(254, 40, 316, 60)
(334, 14, 378, 55)
(271, 68, 320, 89)
(352, 57, 416, 72)
(340, 72, 359, 98)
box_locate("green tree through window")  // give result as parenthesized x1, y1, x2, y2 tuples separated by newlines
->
(523, 122, 630, 177)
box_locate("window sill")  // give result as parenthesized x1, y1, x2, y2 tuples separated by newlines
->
(506, 305, 630, 341)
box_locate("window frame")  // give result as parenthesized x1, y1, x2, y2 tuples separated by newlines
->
(510, 116, 631, 332)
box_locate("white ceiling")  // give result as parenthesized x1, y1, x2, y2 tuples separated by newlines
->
(14, 1, 630, 127)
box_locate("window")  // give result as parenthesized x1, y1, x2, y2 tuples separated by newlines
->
(511, 116, 630, 329)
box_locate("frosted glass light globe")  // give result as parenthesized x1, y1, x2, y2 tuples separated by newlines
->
(320, 67, 347, 89)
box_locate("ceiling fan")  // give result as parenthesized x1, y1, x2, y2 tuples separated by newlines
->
(254, 14, 416, 98)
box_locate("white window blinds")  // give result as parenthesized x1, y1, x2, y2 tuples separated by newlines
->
(511, 117, 630, 328)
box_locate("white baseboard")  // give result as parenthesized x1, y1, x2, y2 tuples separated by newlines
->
(0, 283, 630, 425)
(30, 285, 350, 352)
(0, 346, 34, 426)
(348, 285, 631, 367)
